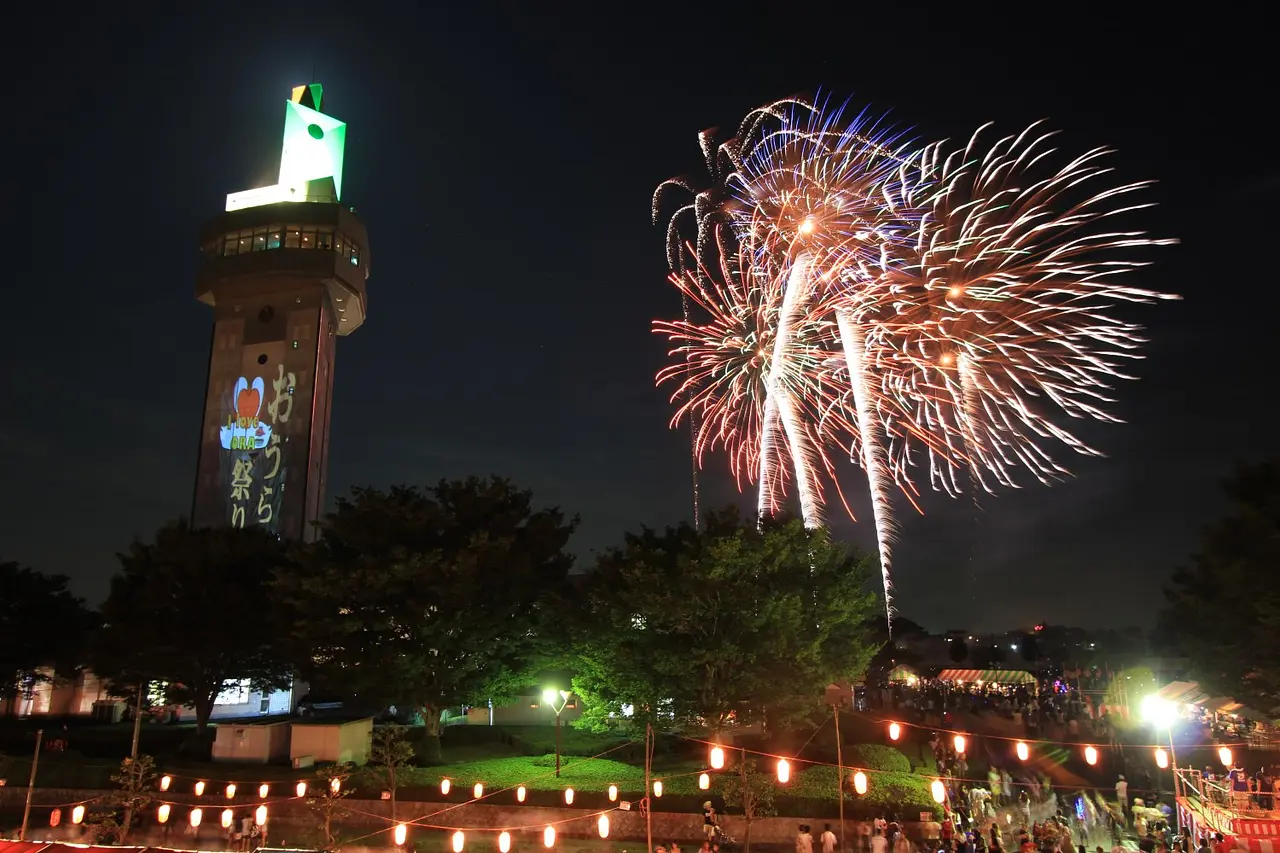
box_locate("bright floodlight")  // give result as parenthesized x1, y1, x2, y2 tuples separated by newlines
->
(542, 688, 556, 703)
(1141, 695, 1176, 729)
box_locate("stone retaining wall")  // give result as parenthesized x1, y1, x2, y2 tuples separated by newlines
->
(0, 787, 927, 849)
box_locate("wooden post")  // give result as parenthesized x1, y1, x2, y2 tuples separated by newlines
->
(19, 728, 43, 841)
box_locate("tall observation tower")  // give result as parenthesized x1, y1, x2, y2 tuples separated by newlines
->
(191, 83, 369, 540)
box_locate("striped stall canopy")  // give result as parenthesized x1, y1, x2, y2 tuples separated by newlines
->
(936, 669, 1036, 685)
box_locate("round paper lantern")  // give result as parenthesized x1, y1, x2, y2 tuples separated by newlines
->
(474, 782, 484, 799)
(853, 771, 868, 795)
(953, 735, 966, 754)
(71, 806, 85, 825)
(1016, 742, 1030, 762)
(543, 826, 556, 848)
(564, 787, 574, 805)
(776, 758, 791, 783)
(394, 824, 408, 847)
(157, 804, 171, 824)
(329, 777, 342, 794)
(499, 831, 511, 853)
(1218, 746, 1233, 767)
(699, 772, 710, 790)
(607, 784, 618, 802)
(1084, 746, 1098, 766)
(888, 722, 901, 741)
(441, 778, 452, 795)
(255, 805, 267, 826)
(598, 815, 610, 839)
(1154, 748, 1169, 769)
(653, 780, 663, 797)
(221, 809, 233, 829)
(189, 808, 203, 828)
(259, 784, 269, 799)
(453, 830, 465, 853)
(710, 746, 725, 769)
(226, 783, 237, 799)
(160, 775, 172, 792)
(194, 781, 206, 797)
(517, 785, 526, 803)
(931, 779, 946, 804)
(295, 781, 307, 798)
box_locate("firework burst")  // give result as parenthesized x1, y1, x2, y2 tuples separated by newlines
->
(864, 122, 1180, 493)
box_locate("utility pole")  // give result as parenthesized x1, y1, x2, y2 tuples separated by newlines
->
(834, 705, 846, 853)
(644, 723, 653, 853)
(19, 728, 43, 841)
(130, 681, 144, 757)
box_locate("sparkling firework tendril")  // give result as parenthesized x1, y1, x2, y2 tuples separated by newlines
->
(653, 239, 853, 514)
(864, 122, 1181, 492)
(733, 97, 917, 624)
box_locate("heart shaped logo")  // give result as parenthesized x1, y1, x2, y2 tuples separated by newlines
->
(237, 387, 261, 420)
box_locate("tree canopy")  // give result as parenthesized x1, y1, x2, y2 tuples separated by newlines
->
(276, 478, 575, 756)
(571, 508, 879, 734)
(90, 520, 294, 738)
(1160, 461, 1280, 713)
(0, 561, 92, 713)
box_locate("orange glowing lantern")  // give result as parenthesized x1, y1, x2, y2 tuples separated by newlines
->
(221, 809, 233, 829)
(1155, 748, 1169, 769)
(194, 781, 206, 797)
(441, 778, 452, 795)
(499, 832, 511, 853)
(1219, 746, 1233, 767)
(452, 831, 465, 853)
(564, 787, 574, 805)
(953, 735, 966, 755)
(888, 722, 901, 741)
(160, 775, 172, 792)
(699, 773, 710, 790)
(776, 758, 791, 783)
(931, 779, 946, 804)
(517, 785, 526, 802)
(598, 815, 610, 838)
(474, 782, 484, 799)
(226, 783, 237, 799)
(653, 780, 663, 797)
(1016, 742, 1030, 762)
(71, 806, 85, 825)
(710, 746, 725, 769)
(853, 771, 868, 795)
(295, 781, 307, 798)
(1085, 746, 1098, 766)
(543, 826, 556, 847)
(189, 808, 203, 828)
(259, 784, 269, 799)
(395, 824, 408, 847)
(607, 784, 618, 802)
(158, 804, 171, 824)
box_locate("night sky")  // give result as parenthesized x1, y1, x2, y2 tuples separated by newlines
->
(7, 9, 1274, 632)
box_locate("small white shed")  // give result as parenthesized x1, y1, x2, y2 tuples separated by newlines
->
(212, 721, 292, 763)
(289, 718, 373, 766)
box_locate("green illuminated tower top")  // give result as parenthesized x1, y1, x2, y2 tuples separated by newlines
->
(225, 83, 348, 212)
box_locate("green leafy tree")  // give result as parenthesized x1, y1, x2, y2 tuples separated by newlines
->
(277, 479, 575, 760)
(1159, 461, 1280, 711)
(86, 754, 157, 844)
(573, 508, 878, 734)
(367, 724, 416, 820)
(305, 763, 354, 849)
(90, 520, 295, 740)
(0, 561, 92, 716)
(721, 757, 778, 853)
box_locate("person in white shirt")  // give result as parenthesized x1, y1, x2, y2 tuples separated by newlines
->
(796, 826, 814, 853)
(870, 829, 888, 853)
(820, 824, 837, 853)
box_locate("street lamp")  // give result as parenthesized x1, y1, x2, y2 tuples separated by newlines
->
(543, 688, 571, 778)
(1141, 695, 1181, 799)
